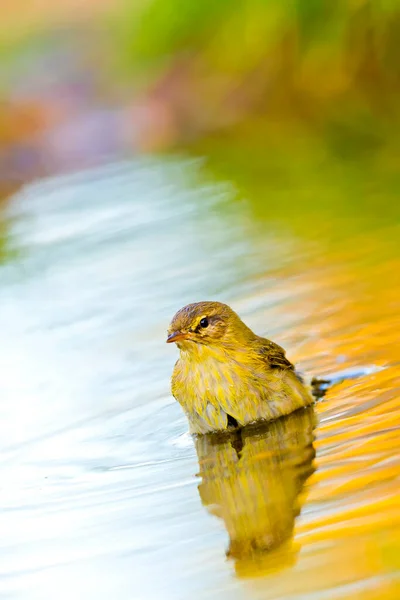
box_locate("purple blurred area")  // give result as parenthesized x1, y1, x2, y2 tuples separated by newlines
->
(2, 33, 128, 194)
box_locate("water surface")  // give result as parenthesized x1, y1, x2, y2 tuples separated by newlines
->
(0, 158, 399, 599)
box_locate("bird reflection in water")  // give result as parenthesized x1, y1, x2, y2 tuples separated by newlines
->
(195, 407, 316, 575)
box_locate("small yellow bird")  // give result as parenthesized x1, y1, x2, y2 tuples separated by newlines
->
(167, 301, 313, 434)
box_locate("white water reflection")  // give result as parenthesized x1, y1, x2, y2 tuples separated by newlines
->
(1, 159, 294, 600)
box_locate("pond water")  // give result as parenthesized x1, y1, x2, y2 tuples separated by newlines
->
(0, 158, 399, 599)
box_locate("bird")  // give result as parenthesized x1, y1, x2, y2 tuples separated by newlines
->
(166, 301, 313, 434)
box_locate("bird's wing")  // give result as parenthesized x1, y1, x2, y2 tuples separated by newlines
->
(257, 338, 307, 383)
(257, 338, 295, 371)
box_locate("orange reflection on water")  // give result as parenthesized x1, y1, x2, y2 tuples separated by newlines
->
(195, 229, 400, 598)
(274, 239, 398, 596)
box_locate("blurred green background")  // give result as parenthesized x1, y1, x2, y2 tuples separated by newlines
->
(1, 0, 400, 221)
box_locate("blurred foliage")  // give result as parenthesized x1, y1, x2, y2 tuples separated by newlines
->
(1, 0, 400, 218)
(109, 0, 400, 230)
(114, 0, 400, 115)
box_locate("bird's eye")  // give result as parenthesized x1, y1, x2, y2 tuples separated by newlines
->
(199, 317, 209, 328)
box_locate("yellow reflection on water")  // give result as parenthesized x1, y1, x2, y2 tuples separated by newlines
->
(196, 408, 316, 572)
(192, 208, 399, 597)
(241, 239, 399, 597)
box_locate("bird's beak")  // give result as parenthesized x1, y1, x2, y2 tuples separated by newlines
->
(166, 331, 188, 343)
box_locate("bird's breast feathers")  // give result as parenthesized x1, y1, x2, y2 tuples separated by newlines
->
(171, 347, 312, 434)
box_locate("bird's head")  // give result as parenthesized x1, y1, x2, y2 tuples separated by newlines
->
(166, 301, 254, 351)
